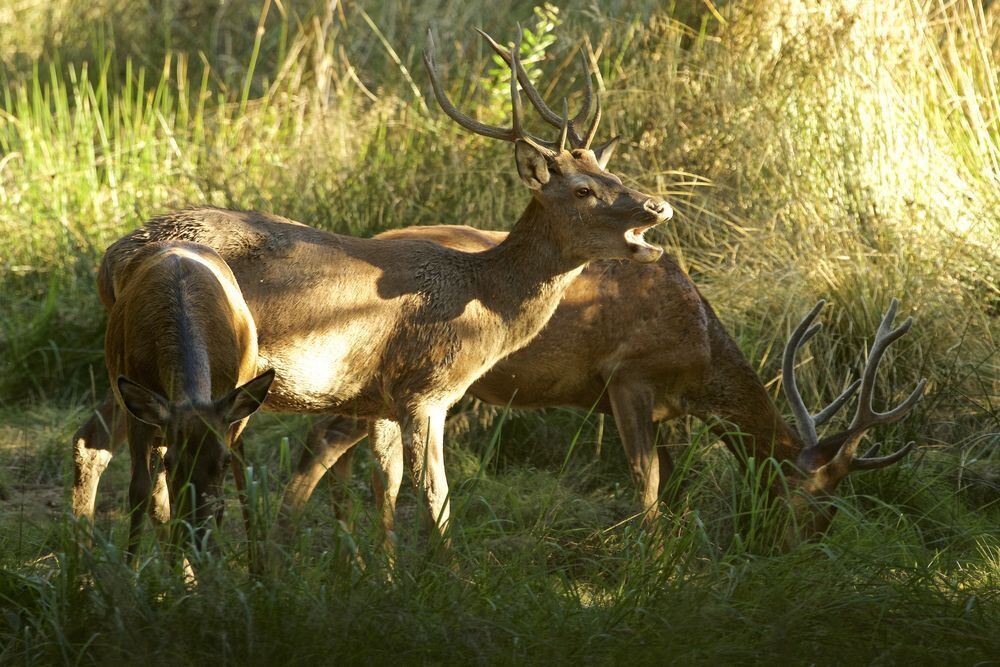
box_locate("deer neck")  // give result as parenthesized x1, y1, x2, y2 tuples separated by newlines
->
(688, 304, 805, 464)
(475, 199, 585, 351)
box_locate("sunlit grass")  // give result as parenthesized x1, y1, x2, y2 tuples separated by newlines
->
(1, 404, 997, 664)
(0, 0, 997, 663)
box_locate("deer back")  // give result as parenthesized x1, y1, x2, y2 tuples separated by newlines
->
(105, 240, 259, 405)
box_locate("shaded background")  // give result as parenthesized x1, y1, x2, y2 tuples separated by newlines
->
(0, 1, 997, 663)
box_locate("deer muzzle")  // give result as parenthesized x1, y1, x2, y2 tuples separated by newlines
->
(644, 198, 672, 222)
(625, 200, 671, 263)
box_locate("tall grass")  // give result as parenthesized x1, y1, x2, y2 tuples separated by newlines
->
(0, 0, 997, 663)
(1, 404, 998, 664)
(0, 1, 994, 430)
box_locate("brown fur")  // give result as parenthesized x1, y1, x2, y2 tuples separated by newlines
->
(100, 241, 272, 562)
(106, 242, 258, 401)
(280, 226, 836, 539)
(72, 144, 671, 547)
(295, 231, 921, 547)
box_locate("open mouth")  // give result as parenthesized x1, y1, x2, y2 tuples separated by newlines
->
(624, 222, 663, 258)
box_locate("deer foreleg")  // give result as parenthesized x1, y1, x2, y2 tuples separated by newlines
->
(71, 394, 125, 523)
(227, 421, 252, 538)
(401, 407, 451, 551)
(369, 418, 404, 556)
(149, 445, 171, 538)
(125, 418, 161, 563)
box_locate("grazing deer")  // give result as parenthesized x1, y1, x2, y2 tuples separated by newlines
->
(284, 224, 925, 545)
(103, 241, 274, 560)
(70, 27, 672, 551)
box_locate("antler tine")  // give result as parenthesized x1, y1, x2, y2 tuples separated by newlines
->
(852, 298, 901, 423)
(424, 29, 518, 143)
(558, 98, 569, 152)
(850, 441, 915, 471)
(477, 28, 560, 129)
(583, 92, 602, 149)
(476, 27, 591, 149)
(509, 26, 528, 140)
(509, 26, 559, 153)
(571, 49, 595, 128)
(847, 298, 927, 432)
(782, 300, 827, 448)
(425, 28, 556, 152)
(813, 378, 861, 426)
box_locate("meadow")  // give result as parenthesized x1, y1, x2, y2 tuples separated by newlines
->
(0, 0, 997, 664)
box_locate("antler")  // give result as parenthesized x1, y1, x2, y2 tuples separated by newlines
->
(475, 29, 601, 149)
(424, 27, 604, 154)
(782, 298, 926, 473)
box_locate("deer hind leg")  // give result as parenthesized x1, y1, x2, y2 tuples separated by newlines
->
(279, 416, 367, 533)
(71, 393, 126, 523)
(400, 407, 451, 550)
(369, 418, 404, 555)
(331, 445, 357, 529)
(607, 382, 661, 525)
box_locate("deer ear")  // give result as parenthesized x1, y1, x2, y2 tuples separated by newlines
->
(117, 376, 170, 426)
(216, 369, 275, 424)
(514, 140, 551, 190)
(593, 136, 620, 170)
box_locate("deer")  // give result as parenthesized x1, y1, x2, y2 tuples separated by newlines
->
(101, 240, 274, 562)
(282, 222, 925, 547)
(69, 27, 673, 554)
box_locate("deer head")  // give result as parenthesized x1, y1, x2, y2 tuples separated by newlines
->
(781, 299, 926, 543)
(117, 369, 275, 548)
(424, 27, 672, 264)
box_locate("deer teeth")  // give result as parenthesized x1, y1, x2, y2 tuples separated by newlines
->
(625, 227, 650, 245)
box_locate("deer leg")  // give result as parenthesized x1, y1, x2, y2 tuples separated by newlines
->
(607, 382, 661, 525)
(227, 420, 251, 537)
(331, 445, 357, 529)
(279, 416, 367, 531)
(400, 407, 451, 550)
(369, 418, 404, 554)
(125, 418, 160, 563)
(150, 444, 171, 545)
(222, 420, 268, 571)
(656, 427, 678, 501)
(71, 393, 126, 523)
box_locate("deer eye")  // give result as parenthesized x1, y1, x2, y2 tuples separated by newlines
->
(575, 187, 592, 199)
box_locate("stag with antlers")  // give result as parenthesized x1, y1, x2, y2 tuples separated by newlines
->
(778, 298, 925, 539)
(284, 231, 925, 545)
(71, 27, 672, 554)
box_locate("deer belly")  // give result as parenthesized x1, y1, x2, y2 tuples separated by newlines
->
(257, 332, 366, 412)
(472, 362, 598, 410)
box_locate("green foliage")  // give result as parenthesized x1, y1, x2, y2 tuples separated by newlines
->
(0, 0, 997, 663)
(485, 3, 562, 104)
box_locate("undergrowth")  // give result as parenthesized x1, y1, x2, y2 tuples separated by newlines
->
(0, 0, 997, 664)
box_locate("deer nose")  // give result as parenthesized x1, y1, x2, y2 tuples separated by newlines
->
(644, 199, 672, 220)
